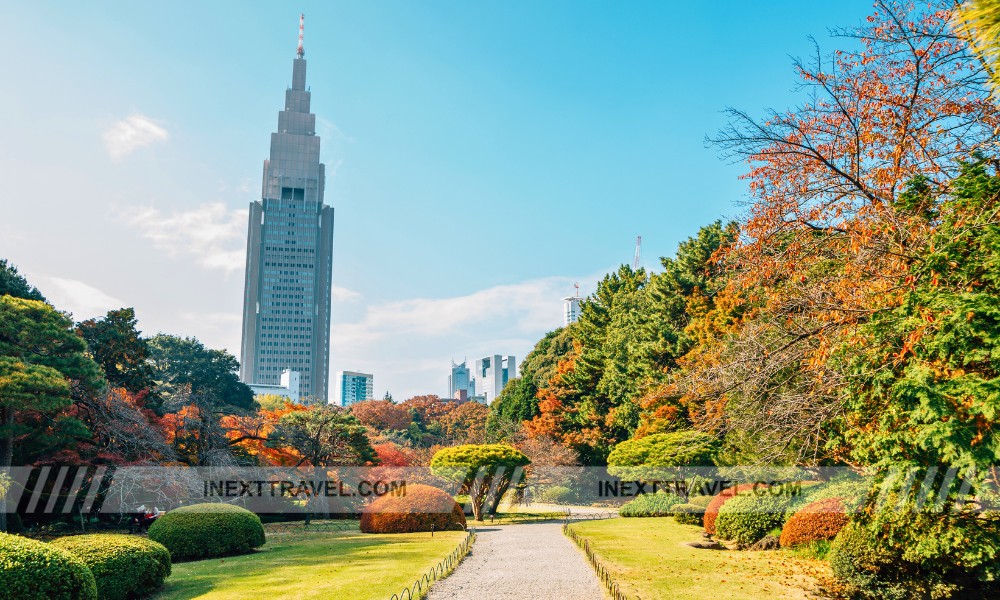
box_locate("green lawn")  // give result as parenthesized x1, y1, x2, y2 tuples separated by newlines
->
(154, 525, 468, 600)
(566, 517, 829, 600)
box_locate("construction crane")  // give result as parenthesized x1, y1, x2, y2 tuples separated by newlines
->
(633, 235, 642, 270)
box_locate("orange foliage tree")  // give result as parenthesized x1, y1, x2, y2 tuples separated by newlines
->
(222, 401, 308, 466)
(349, 399, 411, 432)
(685, 0, 1000, 463)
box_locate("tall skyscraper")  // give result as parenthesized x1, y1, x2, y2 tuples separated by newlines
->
(335, 371, 374, 407)
(473, 355, 517, 404)
(448, 360, 476, 398)
(563, 284, 582, 326)
(241, 16, 335, 401)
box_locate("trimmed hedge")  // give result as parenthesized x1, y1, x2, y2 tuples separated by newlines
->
(147, 503, 266, 561)
(0, 532, 97, 600)
(51, 534, 171, 600)
(828, 522, 905, 599)
(714, 491, 793, 545)
(687, 495, 713, 509)
(672, 503, 704, 526)
(619, 492, 682, 518)
(538, 485, 574, 504)
(703, 483, 756, 534)
(360, 484, 467, 534)
(779, 497, 849, 548)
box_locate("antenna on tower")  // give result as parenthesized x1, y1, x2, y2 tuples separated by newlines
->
(574, 282, 580, 298)
(633, 235, 642, 270)
(297, 14, 305, 58)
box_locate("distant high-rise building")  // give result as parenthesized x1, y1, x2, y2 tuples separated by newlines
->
(448, 361, 476, 398)
(240, 16, 335, 401)
(473, 355, 516, 404)
(335, 371, 374, 407)
(563, 283, 582, 326)
(248, 369, 302, 404)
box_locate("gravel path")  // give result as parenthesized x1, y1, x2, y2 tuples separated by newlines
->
(428, 521, 605, 600)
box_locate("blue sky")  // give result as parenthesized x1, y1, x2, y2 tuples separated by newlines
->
(0, 1, 874, 400)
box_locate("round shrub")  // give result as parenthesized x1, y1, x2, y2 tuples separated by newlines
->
(538, 485, 574, 504)
(779, 497, 849, 548)
(672, 503, 704, 526)
(51, 534, 170, 600)
(619, 492, 682, 518)
(360, 484, 466, 534)
(703, 483, 755, 534)
(714, 491, 793, 545)
(828, 521, 906, 599)
(0, 532, 97, 600)
(687, 495, 713, 509)
(147, 503, 265, 561)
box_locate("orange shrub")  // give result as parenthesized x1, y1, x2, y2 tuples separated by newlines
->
(360, 484, 466, 534)
(779, 497, 849, 548)
(703, 483, 756, 535)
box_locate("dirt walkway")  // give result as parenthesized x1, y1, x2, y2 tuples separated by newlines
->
(428, 521, 605, 600)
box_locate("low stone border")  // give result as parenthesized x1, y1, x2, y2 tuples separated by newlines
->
(389, 529, 476, 600)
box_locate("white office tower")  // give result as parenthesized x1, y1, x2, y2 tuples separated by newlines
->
(473, 355, 516, 404)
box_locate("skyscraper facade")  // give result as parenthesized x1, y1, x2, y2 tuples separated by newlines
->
(563, 284, 582, 326)
(448, 360, 476, 399)
(335, 371, 374, 407)
(240, 18, 335, 401)
(473, 355, 517, 404)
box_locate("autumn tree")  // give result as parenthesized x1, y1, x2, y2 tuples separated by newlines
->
(268, 405, 377, 467)
(349, 399, 411, 432)
(222, 401, 308, 466)
(399, 395, 458, 446)
(439, 401, 488, 445)
(955, 0, 1000, 89)
(690, 0, 1000, 463)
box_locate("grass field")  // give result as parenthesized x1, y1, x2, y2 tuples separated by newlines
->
(566, 517, 830, 600)
(154, 524, 468, 600)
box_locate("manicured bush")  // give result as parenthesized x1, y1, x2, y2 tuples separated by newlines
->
(606, 430, 719, 482)
(619, 492, 682, 517)
(147, 503, 266, 561)
(360, 484, 466, 534)
(714, 491, 794, 545)
(0, 532, 97, 600)
(672, 503, 704, 526)
(687, 495, 713, 509)
(703, 483, 756, 534)
(828, 521, 907, 599)
(779, 497, 849, 549)
(430, 444, 530, 521)
(51, 534, 171, 600)
(829, 508, 1000, 600)
(538, 485, 574, 504)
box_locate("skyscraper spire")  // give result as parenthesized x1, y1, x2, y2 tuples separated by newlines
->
(297, 13, 305, 58)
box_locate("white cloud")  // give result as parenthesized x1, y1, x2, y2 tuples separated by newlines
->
(40, 277, 125, 320)
(119, 202, 246, 273)
(102, 115, 169, 160)
(331, 286, 361, 303)
(335, 276, 580, 348)
(330, 274, 601, 399)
